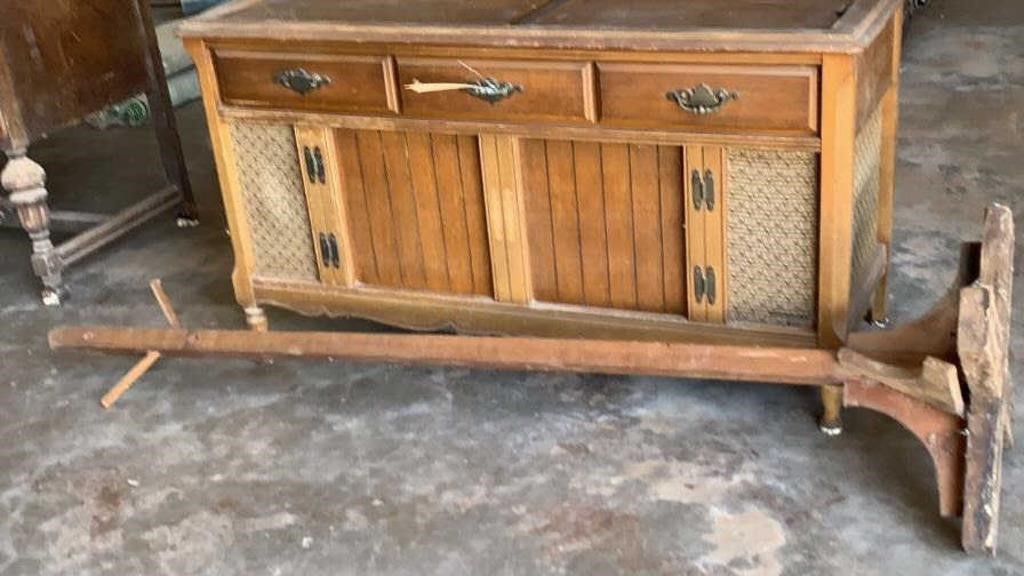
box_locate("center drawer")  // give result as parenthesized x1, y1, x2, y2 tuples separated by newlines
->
(598, 63, 819, 135)
(397, 58, 592, 124)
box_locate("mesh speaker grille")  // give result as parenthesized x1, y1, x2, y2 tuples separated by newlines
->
(727, 149, 819, 328)
(852, 107, 883, 288)
(229, 122, 318, 283)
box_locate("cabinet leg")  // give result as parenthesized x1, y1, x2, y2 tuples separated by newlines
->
(819, 385, 844, 436)
(244, 306, 269, 332)
(869, 273, 890, 327)
(2, 151, 64, 305)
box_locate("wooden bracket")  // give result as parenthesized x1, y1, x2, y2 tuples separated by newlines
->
(49, 205, 1014, 555)
(838, 204, 1015, 555)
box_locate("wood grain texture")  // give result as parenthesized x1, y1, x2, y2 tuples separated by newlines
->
(479, 134, 532, 304)
(961, 205, 1015, 555)
(0, 0, 150, 144)
(179, 0, 899, 55)
(334, 128, 493, 296)
(520, 139, 686, 315)
(214, 50, 396, 115)
(599, 63, 819, 135)
(251, 278, 815, 348)
(872, 5, 903, 321)
(398, 58, 590, 124)
(185, 39, 260, 308)
(51, 325, 839, 386)
(818, 54, 858, 349)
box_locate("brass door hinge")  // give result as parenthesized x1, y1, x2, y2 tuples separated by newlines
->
(318, 232, 341, 269)
(303, 146, 326, 184)
(691, 169, 715, 212)
(694, 265, 717, 305)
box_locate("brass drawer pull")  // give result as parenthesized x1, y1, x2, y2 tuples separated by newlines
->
(404, 78, 523, 104)
(666, 83, 738, 115)
(464, 78, 523, 104)
(275, 68, 332, 95)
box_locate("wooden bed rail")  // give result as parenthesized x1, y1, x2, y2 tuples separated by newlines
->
(48, 205, 1014, 555)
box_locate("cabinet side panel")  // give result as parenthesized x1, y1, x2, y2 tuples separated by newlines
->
(726, 148, 818, 327)
(230, 122, 318, 283)
(851, 106, 883, 294)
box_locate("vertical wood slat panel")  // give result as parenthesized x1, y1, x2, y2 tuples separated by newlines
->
(658, 146, 686, 315)
(602, 143, 638, 309)
(334, 129, 379, 284)
(457, 135, 493, 296)
(353, 130, 404, 286)
(479, 134, 512, 301)
(521, 139, 686, 316)
(545, 140, 585, 304)
(430, 134, 474, 294)
(293, 126, 332, 285)
(380, 131, 427, 290)
(406, 132, 450, 292)
(479, 133, 532, 304)
(521, 140, 557, 303)
(703, 146, 727, 324)
(574, 141, 611, 308)
(685, 146, 707, 322)
(631, 144, 664, 312)
(498, 136, 532, 304)
(337, 129, 492, 297)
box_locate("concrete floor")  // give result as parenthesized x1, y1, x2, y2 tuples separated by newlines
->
(1, 0, 1022, 574)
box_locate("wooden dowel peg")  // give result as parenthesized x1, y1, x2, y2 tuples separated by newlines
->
(101, 351, 162, 408)
(99, 279, 182, 408)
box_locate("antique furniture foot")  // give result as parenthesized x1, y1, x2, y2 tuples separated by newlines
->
(2, 151, 64, 305)
(245, 306, 269, 332)
(819, 385, 844, 435)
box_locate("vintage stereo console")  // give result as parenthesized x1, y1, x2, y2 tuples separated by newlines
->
(181, 0, 904, 426)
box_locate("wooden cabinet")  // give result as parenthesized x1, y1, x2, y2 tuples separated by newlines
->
(181, 0, 903, 350)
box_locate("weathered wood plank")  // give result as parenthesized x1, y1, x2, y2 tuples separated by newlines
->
(960, 204, 1015, 555)
(837, 348, 964, 416)
(50, 326, 841, 387)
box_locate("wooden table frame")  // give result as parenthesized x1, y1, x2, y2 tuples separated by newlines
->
(0, 0, 198, 306)
(50, 205, 1014, 555)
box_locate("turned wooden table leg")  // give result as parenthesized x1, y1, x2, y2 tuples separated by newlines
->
(1, 150, 64, 305)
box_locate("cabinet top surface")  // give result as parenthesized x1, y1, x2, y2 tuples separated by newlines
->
(180, 0, 898, 53)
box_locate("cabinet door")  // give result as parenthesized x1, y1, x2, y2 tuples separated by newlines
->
(294, 125, 355, 286)
(229, 122, 322, 285)
(329, 128, 494, 297)
(685, 146, 727, 324)
(518, 138, 688, 316)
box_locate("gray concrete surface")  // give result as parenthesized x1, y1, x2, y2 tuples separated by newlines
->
(1, 0, 1022, 574)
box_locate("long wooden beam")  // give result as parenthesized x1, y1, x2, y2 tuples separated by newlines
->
(49, 326, 841, 387)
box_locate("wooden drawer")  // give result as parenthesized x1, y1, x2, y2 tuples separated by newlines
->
(397, 58, 592, 124)
(214, 50, 398, 115)
(598, 63, 819, 134)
